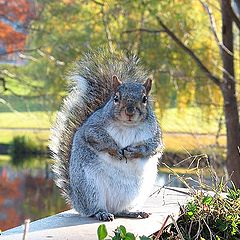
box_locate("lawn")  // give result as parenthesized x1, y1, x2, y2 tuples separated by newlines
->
(0, 107, 226, 153)
(0, 129, 49, 144)
(0, 154, 11, 162)
(158, 107, 225, 134)
(0, 111, 53, 129)
(164, 132, 226, 151)
(0, 107, 224, 132)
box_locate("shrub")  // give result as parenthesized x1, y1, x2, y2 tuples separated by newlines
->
(9, 136, 45, 164)
(159, 185, 240, 239)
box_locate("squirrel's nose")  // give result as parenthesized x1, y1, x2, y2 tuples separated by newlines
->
(125, 105, 135, 116)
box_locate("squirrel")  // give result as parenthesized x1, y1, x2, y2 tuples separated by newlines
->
(49, 49, 163, 221)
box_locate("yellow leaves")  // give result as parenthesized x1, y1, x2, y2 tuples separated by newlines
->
(64, 24, 71, 30)
(178, 81, 196, 110)
(45, 47, 52, 54)
(94, 24, 102, 34)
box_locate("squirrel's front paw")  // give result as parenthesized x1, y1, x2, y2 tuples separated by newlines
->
(122, 146, 143, 159)
(108, 148, 125, 160)
(95, 211, 114, 221)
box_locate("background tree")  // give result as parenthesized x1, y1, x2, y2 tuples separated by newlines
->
(148, 0, 240, 187)
(1, 0, 239, 186)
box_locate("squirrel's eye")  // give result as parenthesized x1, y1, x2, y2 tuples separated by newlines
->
(114, 95, 119, 103)
(142, 95, 148, 104)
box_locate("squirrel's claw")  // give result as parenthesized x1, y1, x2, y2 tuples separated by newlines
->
(95, 211, 114, 221)
(121, 148, 128, 163)
(115, 150, 123, 161)
(122, 145, 144, 160)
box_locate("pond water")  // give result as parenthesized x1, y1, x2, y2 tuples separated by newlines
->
(0, 157, 188, 231)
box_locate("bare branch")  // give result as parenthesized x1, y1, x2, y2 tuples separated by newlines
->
(0, 77, 27, 97)
(200, 0, 233, 56)
(0, 77, 7, 91)
(122, 28, 165, 34)
(18, 53, 38, 62)
(200, 0, 221, 52)
(153, 14, 222, 86)
(99, 2, 113, 52)
(210, 59, 235, 83)
(0, 48, 40, 56)
(206, 1, 221, 12)
(92, 0, 104, 6)
(1, 69, 43, 90)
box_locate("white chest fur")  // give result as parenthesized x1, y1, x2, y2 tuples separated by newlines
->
(95, 122, 159, 213)
(106, 122, 153, 149)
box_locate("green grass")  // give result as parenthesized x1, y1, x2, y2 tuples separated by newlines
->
(0, 107, 226, 153)
(0, 107, 224, 132)
(0, 95, 52, 112)
(0, 129, 226, 153)
(164, 133, 226, 152)
(158, 107, 225, 134)
(0, 111, 52, 144)
(0, 129, 49, 144)
(0, 154, 11, 162)
(0, 111, 53, 129)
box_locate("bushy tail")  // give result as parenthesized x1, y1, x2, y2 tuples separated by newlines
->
(49, 49, 149, 203)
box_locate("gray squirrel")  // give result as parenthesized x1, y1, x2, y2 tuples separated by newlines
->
(49, 49, 163, 221)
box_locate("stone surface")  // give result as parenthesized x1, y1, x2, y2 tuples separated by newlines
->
(1, 187, 190, 240)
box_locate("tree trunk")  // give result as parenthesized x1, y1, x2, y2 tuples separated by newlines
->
(221, 0, 240, 188)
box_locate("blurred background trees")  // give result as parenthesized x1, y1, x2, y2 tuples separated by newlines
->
(0, 0, 240, 186)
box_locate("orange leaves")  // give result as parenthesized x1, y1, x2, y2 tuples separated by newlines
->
(0, 173, 21, 231)
(0, 22, 26, 52)
(0, 0, 36, 55)
(0, 0, 34, 24)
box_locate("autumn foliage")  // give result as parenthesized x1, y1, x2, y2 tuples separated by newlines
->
(0, 167, 68, 231)
(0, 0, 36, 55)
(0, 169, 21, 231)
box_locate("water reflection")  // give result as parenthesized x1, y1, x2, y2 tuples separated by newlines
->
(0, 159, 67, 231)
(156, 172, 188, 188)
(0, 157, 191, 231)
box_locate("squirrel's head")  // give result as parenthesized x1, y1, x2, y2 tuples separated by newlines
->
(110, 75, 152, 126)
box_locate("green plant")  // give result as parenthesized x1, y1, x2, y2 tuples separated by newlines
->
(159, 184, 240, 240)
(153, 154, 240, 239)
(97, 224, 151, 240)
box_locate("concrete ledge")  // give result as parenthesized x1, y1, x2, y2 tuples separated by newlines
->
(2, 187, 190, 240)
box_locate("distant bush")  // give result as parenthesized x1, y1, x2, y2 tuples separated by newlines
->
(9, 136, 45, 164)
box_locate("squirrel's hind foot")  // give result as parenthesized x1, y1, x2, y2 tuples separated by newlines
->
(115, 211, 150, 219)
(95, 211, 114, 221)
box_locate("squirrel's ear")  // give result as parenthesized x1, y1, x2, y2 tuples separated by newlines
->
(143, 78, 152, 95)
(112, 75, 122, 91)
